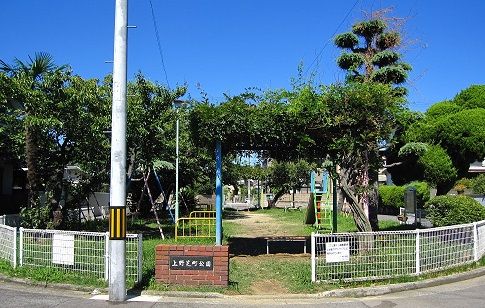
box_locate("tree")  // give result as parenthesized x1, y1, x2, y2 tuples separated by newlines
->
(322, 82, 403, 231)
(333, 12, 411, 230)
(190, 81, 402, 232)
(266, 160, 315, 208)
(334, 11, 411, 95)
(2, 55, 114, 228)
(125, 74, 189, 214)
(396, 85, 485, 193)
(0, 53, 68, 207)
(0, 73, 24, 164)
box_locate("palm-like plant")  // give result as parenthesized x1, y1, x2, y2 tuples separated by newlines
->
(0, 52, 61, 79)
(1, 52, 67, 207)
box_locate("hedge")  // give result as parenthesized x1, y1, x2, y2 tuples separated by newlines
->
(472, 174, 485, 195)
(378, 181, 430, 214)
(424, 195, 485, 227)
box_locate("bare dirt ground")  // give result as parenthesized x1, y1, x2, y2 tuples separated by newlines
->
(225, 211, 300, 237)
(249, 278, 288, 294)
(224, 210, 311, 294)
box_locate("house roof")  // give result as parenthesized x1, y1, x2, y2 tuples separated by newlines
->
(469, 159, 485, 173)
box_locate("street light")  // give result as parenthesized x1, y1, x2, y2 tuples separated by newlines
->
(173, 100, 186, 223)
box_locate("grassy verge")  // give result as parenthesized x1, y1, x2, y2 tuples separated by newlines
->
(0, 259, 106, 288)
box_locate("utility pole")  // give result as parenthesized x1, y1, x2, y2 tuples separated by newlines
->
(175, 108, 180, 222)
(109, 0, 128, 302)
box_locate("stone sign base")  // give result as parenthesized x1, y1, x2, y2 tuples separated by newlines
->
(155, 244, 229, 286)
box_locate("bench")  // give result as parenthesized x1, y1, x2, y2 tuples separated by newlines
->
(264, 236, 308, 254)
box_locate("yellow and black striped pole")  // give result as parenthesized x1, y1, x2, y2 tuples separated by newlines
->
(109, 206, 126, 240)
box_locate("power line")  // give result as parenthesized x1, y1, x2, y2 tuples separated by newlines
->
(304, 0, 360, 77)
(148, 0, 170, 88)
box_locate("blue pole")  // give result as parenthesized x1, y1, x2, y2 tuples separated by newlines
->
(310, 171, 316, 193)
(215, 141, 223, 245)
(322, 171, 329, 194)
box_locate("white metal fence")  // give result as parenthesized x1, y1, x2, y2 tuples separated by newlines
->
(19, 228, 142, 284)
(0, 224, 142, 284)
(0, 214, 20, 227)
(312, 220, 485, 282)
(0, 224, 17, 268)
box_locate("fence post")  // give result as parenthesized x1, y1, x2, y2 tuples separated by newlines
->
(311, 232, 316, 282)
(473, 222, 479, 262)
(19, 227, 23, 267)
(13, 227, 17, 268)
(104, 232, 109, 281)
(137, 234, 143, 284)
(415, 229, 420, 275)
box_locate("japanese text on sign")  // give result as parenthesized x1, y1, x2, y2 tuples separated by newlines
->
(169, 256, 214, 270)
(325, 241, 350, 263)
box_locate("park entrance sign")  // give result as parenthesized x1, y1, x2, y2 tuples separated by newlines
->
(156, 244, 229, 286)
(169, 256, 214, 270)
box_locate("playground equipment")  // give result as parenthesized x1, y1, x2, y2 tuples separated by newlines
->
(305, 170, 334, 230)
(175, 210, 216, 240)
(129, 167, 178, 240)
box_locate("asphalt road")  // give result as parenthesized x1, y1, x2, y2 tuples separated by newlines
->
(1, 274, 485, 308)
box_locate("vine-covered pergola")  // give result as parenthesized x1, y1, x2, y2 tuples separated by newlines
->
(190, 82, 404, 243)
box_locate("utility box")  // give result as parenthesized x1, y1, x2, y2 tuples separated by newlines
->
(404, 186, 417, 215)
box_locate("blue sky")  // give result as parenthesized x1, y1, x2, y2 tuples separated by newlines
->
(1, 0, 484, 111)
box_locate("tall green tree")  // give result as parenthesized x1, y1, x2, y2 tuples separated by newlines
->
(333, 13, 411, 230)
(322, 83, 403, 231)
(266, 160, 315, 208)
(395, 85, 485, 194)
(125, 74, 191, 214)
(0, 73, 24, 163)
(0, 53, 68, 206)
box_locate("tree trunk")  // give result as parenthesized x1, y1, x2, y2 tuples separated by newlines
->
(339, 168, 373, 232)
(25, 124, 42, 207)
(268, 189, 285, 209)
(368, 181, 379, 231)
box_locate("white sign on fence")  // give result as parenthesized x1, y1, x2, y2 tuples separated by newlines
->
(326, 241, 350, 263)
(52, 233, 75, 265)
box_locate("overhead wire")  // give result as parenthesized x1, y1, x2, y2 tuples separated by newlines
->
(304, 0, 360, 77)
(148, 0, 171, 88)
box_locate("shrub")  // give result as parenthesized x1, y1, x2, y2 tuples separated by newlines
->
(417, 144, 457, 188)
(379, 185, 406, 210)
(454, 178, 473, 189)
(424, 195, 485, 227)
(472, 174, 485, 195)
(411, 181, 431, 207)
(378, 181, 430, 213)
(20, 205, 53, 229)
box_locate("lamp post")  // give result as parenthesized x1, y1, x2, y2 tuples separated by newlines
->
(173, 100, 185, 223)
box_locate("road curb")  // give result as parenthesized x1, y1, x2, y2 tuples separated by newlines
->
(2, 266, 485, 299)
(142, 290, 225, 298)
(317, 266, 485, 298)
(0, 274, 106, 294)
